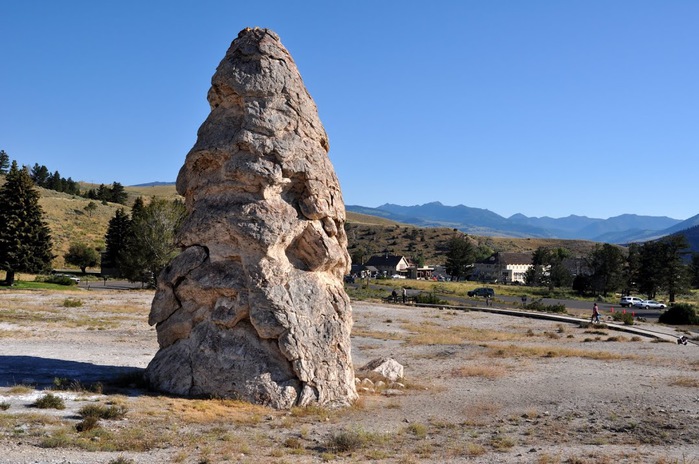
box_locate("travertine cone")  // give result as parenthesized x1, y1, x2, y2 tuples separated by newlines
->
(145, 28, 357, 409)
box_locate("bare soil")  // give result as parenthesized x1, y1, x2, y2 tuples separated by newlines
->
(0, 289, 697, 464)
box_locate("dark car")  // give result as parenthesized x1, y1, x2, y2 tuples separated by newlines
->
(468, 287, 495, 297)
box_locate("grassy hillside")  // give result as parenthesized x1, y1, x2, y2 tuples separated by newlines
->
(21, 179, 601, 271)
(345, 220, 601, 266)
(35, 183, 182, 269)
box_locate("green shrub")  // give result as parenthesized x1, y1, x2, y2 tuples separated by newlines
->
(44, 275, 77, 286)
(75, 415, 100, 432)
(62, 298, 83, 307)
(79, 403, 128, 420)
(32, 393, 65, 409)
(524, 299, 566, 313)
(659, 304, 699, 325)
(415, 293, 448, 305)
(611, 312, 634, 325)
(325, 427, 384, 453)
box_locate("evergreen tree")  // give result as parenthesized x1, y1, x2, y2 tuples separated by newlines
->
(637, 236, 691, 301)
(29, 163, 50, 187)
(84, 201, 98, 217)
(444, 235, 475, 281)
(0, 150, 9, 174)
(103, 208, 132, 275)
(0, 161, 54, 285)
(587, 243, 625, 296)
(691, 253, 699, 289)
(109, 182, 128, 205)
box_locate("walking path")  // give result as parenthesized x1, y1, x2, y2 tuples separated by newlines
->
(413, 301, 694, 345)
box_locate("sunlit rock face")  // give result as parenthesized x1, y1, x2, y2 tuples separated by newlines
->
(145, 27, 356, 409)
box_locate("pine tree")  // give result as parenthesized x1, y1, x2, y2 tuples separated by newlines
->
(109, 182, 128, 205)
(0, 161, 54, 285)
(103, 208, 132, 275)
(0, 150, 9, 174)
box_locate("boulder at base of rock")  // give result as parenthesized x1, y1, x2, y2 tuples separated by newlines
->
(145, 27, 357, 409)
(360, 357, 404, 382)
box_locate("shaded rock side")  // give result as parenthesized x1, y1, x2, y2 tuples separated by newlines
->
(145, 27, 356, 409)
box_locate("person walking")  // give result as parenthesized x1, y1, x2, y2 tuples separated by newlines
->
(402, 287, 407, 304)
(591, 303, 600, 323)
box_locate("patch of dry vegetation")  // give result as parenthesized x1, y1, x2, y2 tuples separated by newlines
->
(402, 320, 523, 345)
(451, 364, 507, 380)
(484, 343, 630, 360)
(668, 376, 699, 388)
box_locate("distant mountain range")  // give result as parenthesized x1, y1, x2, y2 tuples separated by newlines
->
(346, 202, 699, 245)
(130, 181, 176, 187)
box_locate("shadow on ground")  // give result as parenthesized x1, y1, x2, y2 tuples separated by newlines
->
(0, 355, 143, 388)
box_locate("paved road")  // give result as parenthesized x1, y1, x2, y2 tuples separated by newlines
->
(362, 283, 666, 321)
(78, 279, 146, 291)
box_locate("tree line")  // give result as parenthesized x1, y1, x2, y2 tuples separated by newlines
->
(0, 159, 184, 286)
(445, 233, 698, 301)
(0, 149, 128, 205)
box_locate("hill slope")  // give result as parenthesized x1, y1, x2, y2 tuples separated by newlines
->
(30, 183, 602, 271)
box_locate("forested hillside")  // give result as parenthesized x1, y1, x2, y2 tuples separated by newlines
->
(3, 178, 607, 271)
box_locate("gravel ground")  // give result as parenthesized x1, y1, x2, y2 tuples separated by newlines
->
(0, 290, 697, 463)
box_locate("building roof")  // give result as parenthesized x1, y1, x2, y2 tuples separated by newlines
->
(365, 254, 408, 268)
(478, 252, 532, 266)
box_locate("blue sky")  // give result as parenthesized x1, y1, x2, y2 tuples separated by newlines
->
(1, 1, 697, 220)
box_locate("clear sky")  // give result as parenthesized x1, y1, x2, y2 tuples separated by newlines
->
(1, 1, 697, 220)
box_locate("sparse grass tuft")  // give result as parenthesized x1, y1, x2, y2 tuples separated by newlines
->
(8, 384, 35, 394)
(52, 377, 103, 393)
(108, 457, 136, 464)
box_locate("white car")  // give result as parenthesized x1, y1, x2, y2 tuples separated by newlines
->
(633, 299, 666, 310)
(619, 296, 643, 307)
(391, 274, 406, 279)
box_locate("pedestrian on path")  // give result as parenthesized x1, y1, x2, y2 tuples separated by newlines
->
(591, 303, 600, 323)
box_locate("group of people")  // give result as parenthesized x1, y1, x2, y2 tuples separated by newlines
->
(390, 287, 408, 303)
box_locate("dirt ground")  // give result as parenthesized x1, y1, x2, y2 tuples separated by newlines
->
(0, 289, 697, 464)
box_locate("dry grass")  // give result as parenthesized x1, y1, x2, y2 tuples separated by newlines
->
(451, 364, 507, 380)
(484, 343, 630, 360)
(668, 376, 699, 388)
(402, 321, 523, 345)
(352, 326, 405, 341)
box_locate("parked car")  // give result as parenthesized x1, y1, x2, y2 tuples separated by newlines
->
(619, 296, 643, 307)
(54, 274, 80, 284)
(633, 299, 667, 310)
(391, 274, 406, 279)
(468, 287, 495, 297)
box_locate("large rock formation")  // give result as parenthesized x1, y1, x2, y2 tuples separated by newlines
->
(145, 27, 357, 409)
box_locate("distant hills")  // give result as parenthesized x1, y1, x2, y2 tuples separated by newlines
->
(346, 202, 699, 245)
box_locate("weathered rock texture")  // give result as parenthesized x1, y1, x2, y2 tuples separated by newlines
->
(145, 27, 357, 409)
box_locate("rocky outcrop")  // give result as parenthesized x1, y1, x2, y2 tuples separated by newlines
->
(145, 27, 356, 409)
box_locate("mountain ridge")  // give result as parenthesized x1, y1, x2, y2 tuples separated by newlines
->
(347, 202, 691, 244)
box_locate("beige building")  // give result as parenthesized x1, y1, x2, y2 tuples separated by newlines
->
(472, 252, 533, 284)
